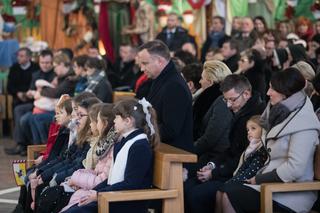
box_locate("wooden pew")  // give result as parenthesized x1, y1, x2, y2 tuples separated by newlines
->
(98, 143, 197, 213)
(112, 91, 136, 103)
(26, 142, 197, 213)
(7, 94, 13, 136)
(260, 145, 320, 213)
(27, 144, 46, 168)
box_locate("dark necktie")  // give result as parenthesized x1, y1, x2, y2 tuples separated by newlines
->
(167, 32, 173, 44)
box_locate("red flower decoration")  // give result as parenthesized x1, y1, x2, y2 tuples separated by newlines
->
(285, 5, 295, 19)
(187, 0, 205, 9)
(311, 1, 320, 11)
(2, 14, 16, 23)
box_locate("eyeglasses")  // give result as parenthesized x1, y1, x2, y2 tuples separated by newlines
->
(223, 91, 244, 104)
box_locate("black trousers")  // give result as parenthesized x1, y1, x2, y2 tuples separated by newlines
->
(184, 177, 224, 213)
(222, 183, 296, 213)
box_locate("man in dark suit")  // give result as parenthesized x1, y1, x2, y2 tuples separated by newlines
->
(156, 13, 191, 53)
(137, 40, 193, 153)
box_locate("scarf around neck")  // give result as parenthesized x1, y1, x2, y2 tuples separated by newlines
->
(96, 126, 118, 158)
(261, 91, 306, 131)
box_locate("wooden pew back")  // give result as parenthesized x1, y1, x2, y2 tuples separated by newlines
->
(261, 145, 320, 213)
(98, 143, 197, 213)
(112, 91, 136, 103)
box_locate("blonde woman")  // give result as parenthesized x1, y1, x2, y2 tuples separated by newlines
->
(193, 60, 232, 141)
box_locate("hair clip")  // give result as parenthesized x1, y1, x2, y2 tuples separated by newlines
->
(138, 98, 155, 135)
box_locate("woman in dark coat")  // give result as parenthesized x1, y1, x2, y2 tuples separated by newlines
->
(193, 60, 232, 141)
(235, 49, 267, 100)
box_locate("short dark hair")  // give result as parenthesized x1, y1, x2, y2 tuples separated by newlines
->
(222, 37, 239, 52)
(138, 40, 170, 61)
(85, 57, 106, 70)
(220, 74, 252, 93)
(58, 48, 74, 61)
(174, 50, 197, 65)
(270, 67, 305, 97)
(39, 49, 53, 58)
(212, 15, 225, 27)
(18, 47, 32, 57)
(181, 63, 202, 90)
(73, 55, 89, 68)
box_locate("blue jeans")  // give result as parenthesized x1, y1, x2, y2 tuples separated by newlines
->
(19, 111, 33, 147)
(13, 103, 33, 146)
(29, 112, 55, 144)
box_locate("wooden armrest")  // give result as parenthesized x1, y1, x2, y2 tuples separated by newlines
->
(27, 145, 46, 168)
(155, 143, 197, 164)
(98, 189, 178, 213)
(27, 144, 47, 154)
(261, 181, 320, 213)
(261, 181, 320, 193)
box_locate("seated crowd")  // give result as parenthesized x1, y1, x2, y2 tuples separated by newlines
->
(4, 14, 320, 213)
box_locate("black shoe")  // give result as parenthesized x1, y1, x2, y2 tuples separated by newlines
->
(5, 145, 23, 155)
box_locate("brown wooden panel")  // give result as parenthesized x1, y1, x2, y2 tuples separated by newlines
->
(112, 91, 136, 103)
(7, 95, 13, 119)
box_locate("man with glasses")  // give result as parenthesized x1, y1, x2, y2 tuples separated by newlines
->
(185, 74, 265, 213)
